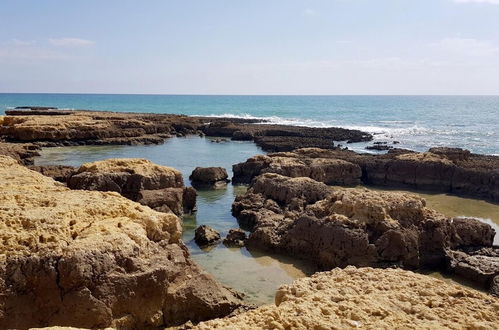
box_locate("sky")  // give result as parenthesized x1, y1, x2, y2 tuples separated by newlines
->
(1, 0, 499, 95)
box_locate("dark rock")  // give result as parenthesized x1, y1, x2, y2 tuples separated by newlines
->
(445, 247, 499, 293)
(194, 225, 221, 247)
(190, 167, 230, 188)
(366, 145, 393, 151)
(28, 165, 76, 182)
(223, 229, 247, 247)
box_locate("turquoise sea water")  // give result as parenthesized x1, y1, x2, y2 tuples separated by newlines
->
(1, 93, 498, 155)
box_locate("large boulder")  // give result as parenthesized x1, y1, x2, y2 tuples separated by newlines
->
(0, 156, 244, 329)
(189, 167, 230, 188)
(232, 173, 497, 291)
(195, 267, 499, 329)
(67, 158, 196, 215)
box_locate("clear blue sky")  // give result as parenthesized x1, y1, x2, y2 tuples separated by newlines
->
(1, 0, 499, 94)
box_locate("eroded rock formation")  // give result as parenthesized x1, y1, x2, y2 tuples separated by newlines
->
(232, 147, 499, 202)
(67, 158, 196, 215)
(195, 267, 499, 329)
(0, 156, 244, 329)
(232, 173, 497, 292)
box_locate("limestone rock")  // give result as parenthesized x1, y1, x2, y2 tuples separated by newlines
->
(232, 147, 499, 202)
(67, 158, 195, 215)
(0, 156, 243, 328)
(194, 225, 221, 247)
(233, 174, 496, 288)
(223, 229, 247, 248)
(195, 267, 499, 329)
(189, 167, 230, 188)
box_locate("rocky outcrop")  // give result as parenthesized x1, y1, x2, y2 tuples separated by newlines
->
(232, 153, 361, 186)
(0, 156, 244, 329)
(67, 158, 196, 215)
(202, 122, 372, 152)
(194, 225, 221, 247)
(232, 173, 497, 292)
(0, 109, 372, 151)
(0, 141, 40, 165)
(223, 229, 247, 248)
(232, 147, 499, 202)
(189, 167, 230, 188)
(195, 267, 499, 329)
(28, 165, 77, 182)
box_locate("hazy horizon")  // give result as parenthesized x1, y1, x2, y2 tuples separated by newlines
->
(2, 0, 499, 95)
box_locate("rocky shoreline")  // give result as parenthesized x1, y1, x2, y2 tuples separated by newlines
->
(1, 107, 498, 328)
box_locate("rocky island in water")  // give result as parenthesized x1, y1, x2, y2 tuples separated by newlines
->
(0, 107, 498, 329)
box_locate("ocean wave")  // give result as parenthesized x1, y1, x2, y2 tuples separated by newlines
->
(198, 113, 338, 128)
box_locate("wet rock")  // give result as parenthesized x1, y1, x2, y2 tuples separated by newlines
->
(0, 156, 244, 329)
(67, 158, 195, 216)
(366, 144, 393, 151)
(194, 225, 221, 247)
(28, 165, 77, 182)
(195, 267, 499, 329)
(189, 167, 230, 188)
(223, 229, 247, 247)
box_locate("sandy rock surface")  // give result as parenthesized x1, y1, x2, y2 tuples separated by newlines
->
(0, 156, 243, 328)
(195, 267, 499, 330)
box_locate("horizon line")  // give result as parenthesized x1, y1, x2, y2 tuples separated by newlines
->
(1, 92, 499, 97)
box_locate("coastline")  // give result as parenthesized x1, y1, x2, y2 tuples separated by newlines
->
(1, 107, 498, 328)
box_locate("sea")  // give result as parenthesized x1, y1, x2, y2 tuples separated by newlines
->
(1, 93, 498, 155)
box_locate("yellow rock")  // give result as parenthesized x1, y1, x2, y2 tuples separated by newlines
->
(196, 267, 499, 330)
(0, 155, 181, 258)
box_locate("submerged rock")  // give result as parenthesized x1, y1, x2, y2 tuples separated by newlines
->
(67, 158, 196, 215)
(189, 167, 230, 188)
(195, 267, 499, 329)
(194, 225, 221, 247)
(0, 156, 244, 329)
(223, 229, 247, 248)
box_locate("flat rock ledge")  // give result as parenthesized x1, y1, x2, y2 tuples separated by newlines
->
(195, 267, 499, 329)
(232, 173, 498, 293)
(0, 109, 372, 151)
(232, 147, 499, 202)
(67, 158, 196, 216)
(0, 156, 244, 329)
